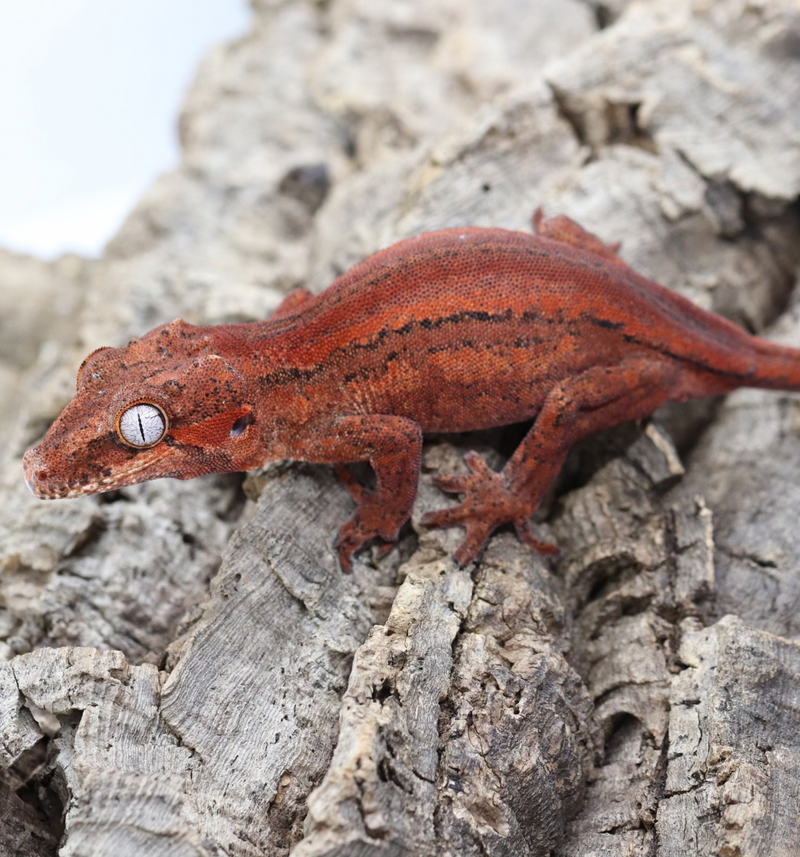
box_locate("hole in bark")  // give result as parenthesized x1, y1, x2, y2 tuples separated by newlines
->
(387, 648, 406, 670)
(277, 163, 330, 213)
(583, 556, 646, 606)
(603, 712, 649, 764)
(377, 751, 413, 794)
(6, 736, 66, 847)
(372, 678, 393, 704)
(762, 27, 800, 61)
(512, 686, 524, 715)
(551, 88, 656, 152)
(594, 4, 616, 28)
(384, 24, 440, 52)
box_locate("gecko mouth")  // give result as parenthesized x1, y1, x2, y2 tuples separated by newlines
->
(22, 445, 176, 499)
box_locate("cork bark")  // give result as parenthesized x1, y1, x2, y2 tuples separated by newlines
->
(2, 0, 800, 855)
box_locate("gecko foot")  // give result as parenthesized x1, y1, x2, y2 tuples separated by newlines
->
(335, 495, 401, 573)
(420, 451, 557, 566)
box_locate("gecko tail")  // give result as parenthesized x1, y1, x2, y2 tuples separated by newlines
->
(748, 337, 800, 392)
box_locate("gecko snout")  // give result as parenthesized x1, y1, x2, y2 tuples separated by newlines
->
(22, 447, 49, 497)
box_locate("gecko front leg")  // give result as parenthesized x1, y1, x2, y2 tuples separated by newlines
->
(304, 414, 423, 572)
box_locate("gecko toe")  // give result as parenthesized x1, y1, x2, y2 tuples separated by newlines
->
(336, 505, 402, 572)
(432, 473, 471, 493)
(513, 520, 559, 556)
(337, 544, 354, 574)
(433, 452, 494, 495)
(464, 451, 492, 476)
(421, 505, 471, 529)
(452, 522, 494, 566)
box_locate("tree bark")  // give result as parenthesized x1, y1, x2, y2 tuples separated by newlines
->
(2, 0, 800, 854)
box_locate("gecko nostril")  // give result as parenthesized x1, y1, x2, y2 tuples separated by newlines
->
(37, 468, 49, 481)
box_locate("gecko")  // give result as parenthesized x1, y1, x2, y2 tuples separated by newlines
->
(22, 211, 800, 572)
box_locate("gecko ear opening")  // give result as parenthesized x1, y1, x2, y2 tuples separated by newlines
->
(230, 412, 255, 437)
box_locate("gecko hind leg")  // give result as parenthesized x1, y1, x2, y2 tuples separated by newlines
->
(421, 357, 680, 567)
(271, 286, 315, 321)
(532, 208, 622, 261)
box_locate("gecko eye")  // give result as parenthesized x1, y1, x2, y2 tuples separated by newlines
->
(116, 403, 168, 448)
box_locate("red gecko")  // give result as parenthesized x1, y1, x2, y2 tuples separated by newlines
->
(23, 212, 800, 571)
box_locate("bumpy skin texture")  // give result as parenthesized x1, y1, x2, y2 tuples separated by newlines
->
(23, 213, 800, 571)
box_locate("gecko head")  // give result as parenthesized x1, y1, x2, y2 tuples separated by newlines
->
(23, 319, 263, 499)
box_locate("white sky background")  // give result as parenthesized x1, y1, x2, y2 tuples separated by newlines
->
(0, 0, 250, 259)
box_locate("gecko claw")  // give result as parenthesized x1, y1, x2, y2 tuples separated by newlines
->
(335, 532, 397, 573)
(336, 509, 401, 573)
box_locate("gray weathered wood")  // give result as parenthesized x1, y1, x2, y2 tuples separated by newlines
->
(3, 0, 800, 854)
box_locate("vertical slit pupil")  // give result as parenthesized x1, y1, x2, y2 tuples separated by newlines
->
(137, 411, 145, 443)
